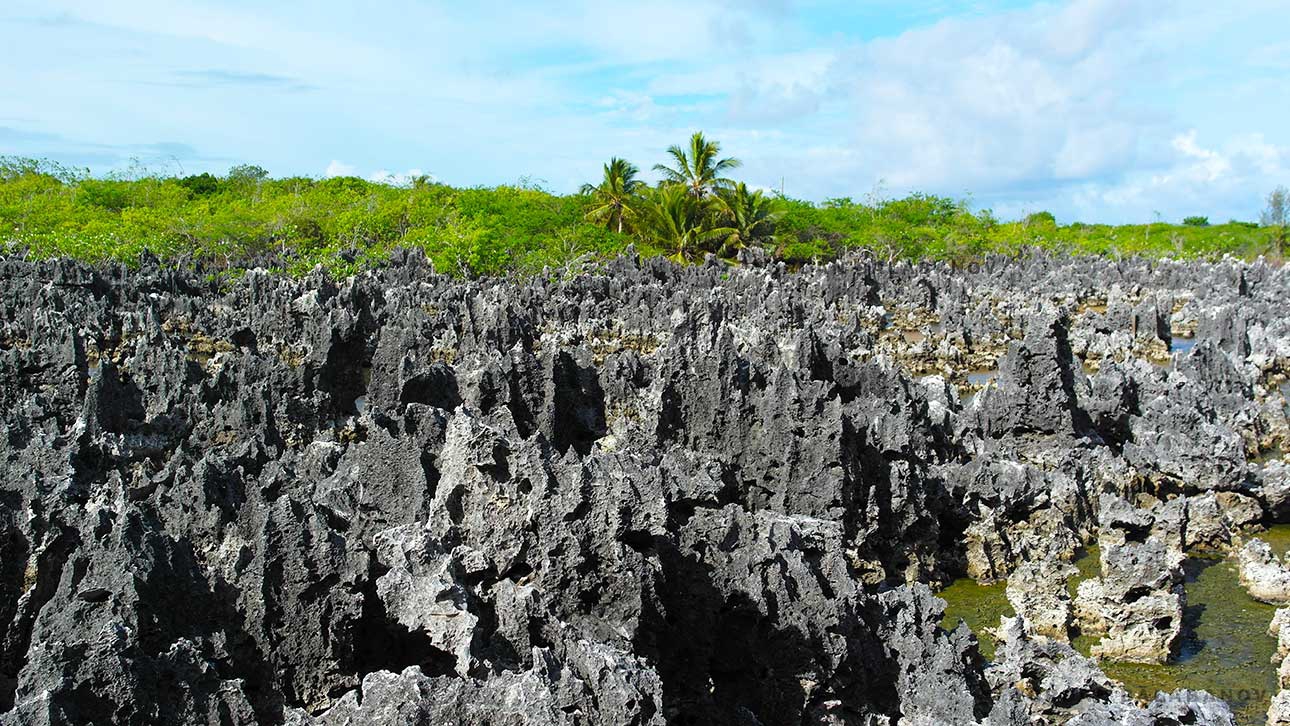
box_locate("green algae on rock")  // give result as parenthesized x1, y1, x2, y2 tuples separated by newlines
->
(1079, 555, 1277, 726)
(939, 578, 1015, 661)
(940, 532, 1290, 726)
(938, 545, 1099, 662)
(1077, 531, 1290, 726)
(1260, 524, 1290, 558)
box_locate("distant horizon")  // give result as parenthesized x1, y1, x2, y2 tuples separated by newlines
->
(2, 0, 1286, 225)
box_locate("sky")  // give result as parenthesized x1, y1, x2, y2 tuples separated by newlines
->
(1, 0, 1286, 223)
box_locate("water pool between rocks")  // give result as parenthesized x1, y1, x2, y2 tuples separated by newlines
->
(939, 525, 1290, 725)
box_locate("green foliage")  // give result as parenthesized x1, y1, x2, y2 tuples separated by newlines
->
(179, 173, 220, 197)
(1024, 210, 1057, 227)
(776, 236, 833, 265)
(710, 183, 784, 257)
(0, 145, 1279, 278)
(653, 132, 741, 198)
(886, 194, 962, 227)
(1263, 186, 1288, 257)
(1182, 216, 1209, 227)
(580, 157, 644, 234)
(634, 184, 725, 262)
(0, 157, 85, 184)
(226, 164, 269, 183)
(1263, 187, 1289, 228)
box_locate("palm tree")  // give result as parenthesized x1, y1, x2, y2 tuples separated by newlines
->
(580, 158, 644, 234)
(634, 184, 726, 262)
(710, 183, 784, 257)
(653, 132, 742, 198)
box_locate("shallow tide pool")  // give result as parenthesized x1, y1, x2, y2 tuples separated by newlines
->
(1082, 556, 1276, 725)
(937, 577, 1013, 661)
(939, 527, 1290, 725)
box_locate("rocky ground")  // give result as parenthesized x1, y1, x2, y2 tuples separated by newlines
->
(2, 249, 1288, 725)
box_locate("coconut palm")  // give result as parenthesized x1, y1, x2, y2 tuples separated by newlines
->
(653, 132, 742, 198)
(580, 157, 644, 233)
(710, 182, 784, 257)
(634, 184, 726, 262)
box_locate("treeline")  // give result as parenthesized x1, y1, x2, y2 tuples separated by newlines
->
(0, 143, 1282, 279)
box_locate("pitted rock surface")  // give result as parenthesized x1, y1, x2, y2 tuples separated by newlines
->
(3, 250, 1288, 724)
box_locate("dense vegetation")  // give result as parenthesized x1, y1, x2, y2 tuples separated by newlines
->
(1, 140, 1284, 279)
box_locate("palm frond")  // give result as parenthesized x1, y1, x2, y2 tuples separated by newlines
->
(580, 157, 645, 233)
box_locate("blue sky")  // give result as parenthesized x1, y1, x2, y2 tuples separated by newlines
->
(1, 0, 1286, 223)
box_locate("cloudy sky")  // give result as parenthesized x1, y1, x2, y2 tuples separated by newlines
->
(1, 0, 1286, 223)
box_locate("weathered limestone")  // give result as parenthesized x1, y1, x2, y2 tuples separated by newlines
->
(1270, 690, 1290, 726)
(1266, 607, 1290, 726)
(1074, 538, 1185, 664)
(0, 251, 1287, 724)
(1006, 559, 1077, 641)
(1237, 538, 1290, 604)
(1271, 607, 1290, 668)
(986, 615, 1235, 726)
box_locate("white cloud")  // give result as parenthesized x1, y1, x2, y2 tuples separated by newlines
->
(368, 168, 430, 186)
(731, 0, 1290, 222)
(324, 160, 357, 178)
(824, 0, 1150, 194)
(1166, 131, 1230, 184)
(1052, 123, 1136, 179)
(4, 0, 1286, 223)
(1022, 131, 1290, 223)
(324, 162, 431, 186)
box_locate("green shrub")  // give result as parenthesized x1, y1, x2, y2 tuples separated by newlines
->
(777, 237, 833, 265)
(0, 153, 1275, 277)
(179, 173, 220, 197)
(1024, 211, 1057, 227)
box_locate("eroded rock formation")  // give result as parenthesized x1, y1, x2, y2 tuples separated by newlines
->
(2, 250, 1287, 724)
(1238, 538, 1290, 604)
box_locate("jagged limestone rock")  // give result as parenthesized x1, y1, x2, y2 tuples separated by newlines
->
(1272, 689, 1290, 726)
(1, 252, 1286, 724)
(1006, 559, 1077, 641)
(1237, 538, 1290, 604)
(1074, 538, 1185, 664)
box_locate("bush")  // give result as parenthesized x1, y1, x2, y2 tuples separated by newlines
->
(776, 237, 833, 265)
(227, 164, 269, 183)
(179, 173, 221, 197)
(0, 156, 1276, 276)
(1024, 211, 1057, 227)
(1182, 216, 1209, 227)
